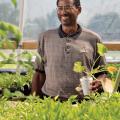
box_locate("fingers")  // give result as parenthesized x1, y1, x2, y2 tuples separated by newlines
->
(90, 80, 102, 92)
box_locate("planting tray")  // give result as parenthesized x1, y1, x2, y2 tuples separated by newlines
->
(0, 64, 27, 75)
(0, 68, 27, 75)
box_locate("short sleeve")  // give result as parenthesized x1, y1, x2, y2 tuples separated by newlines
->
(34, 33, 45, 72)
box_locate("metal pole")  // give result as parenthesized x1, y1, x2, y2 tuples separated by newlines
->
(16, 0, 25, 74)
(19, 0, 25, 35)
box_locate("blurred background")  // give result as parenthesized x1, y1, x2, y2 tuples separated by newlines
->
(0, 0, 120, 62)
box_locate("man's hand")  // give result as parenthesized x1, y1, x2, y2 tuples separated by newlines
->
(94, 74, 113, 93)
(90, 74, 105, 92)
(90, 80, 102, 92)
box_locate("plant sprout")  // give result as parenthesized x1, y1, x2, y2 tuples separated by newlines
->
(73, 43, 107, 79)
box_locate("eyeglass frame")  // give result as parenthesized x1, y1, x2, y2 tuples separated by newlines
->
(56, 4, 77, 13)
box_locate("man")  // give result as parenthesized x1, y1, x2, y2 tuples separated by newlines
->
(32, 0, 106, 100)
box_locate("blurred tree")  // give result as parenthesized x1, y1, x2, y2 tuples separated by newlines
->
(0, 2, 19, 25)
(88, 12, 120, 41)
(46, 9, 59, 29)
(23, 9, 59, 39)
(23, 17, 47, 39)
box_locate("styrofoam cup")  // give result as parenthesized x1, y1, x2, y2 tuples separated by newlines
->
(80, 76, 93, 95)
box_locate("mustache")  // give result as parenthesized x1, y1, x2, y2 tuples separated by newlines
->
(62, 13, 70, 16)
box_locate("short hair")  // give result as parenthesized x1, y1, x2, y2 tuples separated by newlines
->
(56, 0, 81, 7)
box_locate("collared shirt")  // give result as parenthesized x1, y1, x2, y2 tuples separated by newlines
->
(58, 24, 82, 38)
(35, 25, 106, 97)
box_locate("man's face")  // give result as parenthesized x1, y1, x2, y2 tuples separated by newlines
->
(57, 0, 81, 27)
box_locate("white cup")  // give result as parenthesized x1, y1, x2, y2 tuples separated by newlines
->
(80, 76, 93, 95)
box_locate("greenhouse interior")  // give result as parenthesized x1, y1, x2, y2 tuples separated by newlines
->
(0, 0, 120, 119)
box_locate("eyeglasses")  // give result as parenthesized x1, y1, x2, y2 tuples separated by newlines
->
(57, 4, 75, 13)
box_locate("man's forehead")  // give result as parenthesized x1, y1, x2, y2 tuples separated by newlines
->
(58, 0, 74, 5)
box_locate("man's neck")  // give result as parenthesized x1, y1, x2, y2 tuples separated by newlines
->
(62, 24, 78, 35)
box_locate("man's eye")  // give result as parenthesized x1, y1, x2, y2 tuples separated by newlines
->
(65, 6, 71, 9)
(58, 7, 63, 10)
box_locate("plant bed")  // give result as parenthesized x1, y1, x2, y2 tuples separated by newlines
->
(0, 63, 119, 119)
(0, 64, 27, 75)
(0, 68, 27, 75)
(0, 71, 119, 120)
(0, 93, 120, 120)
(0, 71, 32, 99)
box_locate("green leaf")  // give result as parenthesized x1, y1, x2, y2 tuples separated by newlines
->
(11, 0, 17, 7)
(0, 41, 4, 48)
(4, 39, 15, 49)
(97, 43, 107, 56)
(8, 24, 19, 34)
(20, 51, 33, 60)
(0, 42, 2, 48)
(9, 24, 22, 40)
(68, 95, 77, 103)
(0, 21, 9, 30)
(0, 30, 7, 38)
(73, 61, 85, 73)
(0, 51, 8, 59)
(54, 95, 59, 101)
(113, 68, 120, 93)
(0, 21, 22, 47)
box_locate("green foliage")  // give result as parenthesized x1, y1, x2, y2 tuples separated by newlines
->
(105, 64, 120, 92)
(97, 43, 108, 56)
(11, 0, 17, 8)
(0, 71, 32, 89)
(0, 21, 22, 47)
(73, 43, 107, 79)
(3, 88, 24, 98)
(0, 93, 120, 120)
(73, 61, 85, 73)
(107, 64, 120, 79)
(0, 68, 119, 120)
(0, 51, 16, 65)
(0, 50, 37, 70)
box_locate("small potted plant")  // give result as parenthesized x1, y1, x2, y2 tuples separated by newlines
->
(73, 43, 111, 95)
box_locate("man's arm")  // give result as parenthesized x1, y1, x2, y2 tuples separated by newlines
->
(31, 71, 46, 97)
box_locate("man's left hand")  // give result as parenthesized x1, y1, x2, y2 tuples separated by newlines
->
(90, 80, 102, 92)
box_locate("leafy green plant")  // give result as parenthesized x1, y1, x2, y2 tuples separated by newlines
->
(11, 0, 17, 7)
(107, 64, 120, 79)
(0, 21, 22, 48)
(0, 92, 120, 120)
(0, 65, 119, 120)
(73, 43, 107, 79)
(0, 71, 32, 89)
(0, 50, 41, 72)
(0, 70, 33, 98)
(105, 64, 120, 92)
(73, 43, 120, 93)
(0, 0, 42, 74)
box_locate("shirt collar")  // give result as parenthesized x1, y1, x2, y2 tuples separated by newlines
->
(58, 24, 82, 38)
